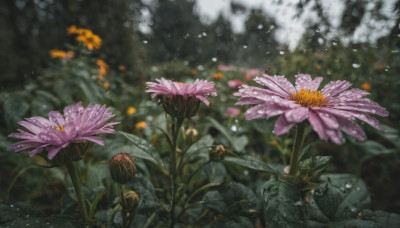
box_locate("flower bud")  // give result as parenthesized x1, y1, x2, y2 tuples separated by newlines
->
(121, 190, 140, 212)
(161, 95, 201, 119)
(209, 144, 226, 162)
(185, 126, 199, 145)
(48, 143, 85, 166)
(109, 153, 136, 184)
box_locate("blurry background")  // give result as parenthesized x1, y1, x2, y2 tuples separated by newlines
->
(1, 0, 400, 216)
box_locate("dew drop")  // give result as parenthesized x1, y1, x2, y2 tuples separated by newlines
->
(243, 45, 248, 49)
(143, 40, 148, 44)
(350, 207, 357, 212)
(279, 50, 285, 55)
(352, 63, 361, 68)
(231, 125, 238, 132)
(253, 91, 258, 95)
(371, 109, 376, 114)
(211, 57, 217, 62)
(345, 181, 352, 189)
(257, 24, 263, 29)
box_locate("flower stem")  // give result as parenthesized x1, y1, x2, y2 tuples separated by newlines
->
(289, 122, 307, 176)
(170, 117, 184, 228)
(66, 162, 89, 223)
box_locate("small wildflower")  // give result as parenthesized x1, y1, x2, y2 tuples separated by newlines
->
(235, 74, 388, 144)
(217, 64, 235, 71)
(376, 64, 385, 72)
(191, 69, 198, 75)
(49, 49, 74, 60)
(361, 82, 371, 91)
(225, 107, 240, 117)
(135, 121, 147, 129)
(126, 107, 137, 116)
(7, 102, 119, 160)
(103, 82, 110, 89)
(213, 72, 223, 80)
(97, 58, 109, 80)
(67, 25, 80, 35)
(76, 29, 102, 50)
(228, 79, 243, 88)
(118, 65, 127, 71)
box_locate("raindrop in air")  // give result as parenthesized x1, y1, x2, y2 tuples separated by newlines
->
(211, 57, 217, 62)
(143, 40, 148, 44)
(345, 181, 352, 189)
(279, 50, 285, 55)
(352, 63, 360, 68)
(257, 24, 263, 29)
(243, 45, 248, 49)
(231, 125, 238, 132)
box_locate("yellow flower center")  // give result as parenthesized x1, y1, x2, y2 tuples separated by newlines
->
(290, 89, 327, 107)
(53, 126, 64, 132)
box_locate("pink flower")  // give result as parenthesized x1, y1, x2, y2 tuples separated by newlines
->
(234, 74, 389, 144)
(218, 64, 235, 71)
(228, 79, 243, 88)
(146, 78, 217, 118)
(8, 102, 119, 159)
(225, 107, 241, 117)
(146, 78, 217, 106)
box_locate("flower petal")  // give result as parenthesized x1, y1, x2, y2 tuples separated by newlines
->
(337, 118, 366, 141)
(321, 80, 352, 98)
(254, 75, 295, 97)
(295, 74, 323, 91)
(284, 107, 309, 123)
(274, 115, 296, 135)
(308, 111, 328, 141)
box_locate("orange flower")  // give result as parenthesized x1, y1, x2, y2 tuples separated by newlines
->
(135, 121, 147, 129)
(361, 82, 371, 91)
(76, 29, 102, 50)
(97, 58, 109, 80)
(49, 49, 74, 60)
(119, 65, 127, 71)
(376, 64, 385, 72)
(67, 25, 80, 35)
(191, 69, 197, 75)
(213, 72, 223, 79)
(127, 107, 137, 116)
(103, 82, 110, 89)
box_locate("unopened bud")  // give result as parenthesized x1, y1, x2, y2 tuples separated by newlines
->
(185, 126, 199, 145)
(49, 143, 84, 166)
(160, 95, 201, 118)
(209, 144, 226, 162)
(109, 153, 136, 184)
(121, 190, 140, 212)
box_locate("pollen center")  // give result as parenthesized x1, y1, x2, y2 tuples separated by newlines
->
(290, 89, 327, 107)
(53, 126, 64, 132)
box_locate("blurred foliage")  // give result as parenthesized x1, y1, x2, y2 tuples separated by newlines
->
(0, 0, 400, 227)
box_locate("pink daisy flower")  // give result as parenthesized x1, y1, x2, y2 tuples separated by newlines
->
(146, 78, 217, 118)
(234, 74, 389, 144)
(146, 78, 217, 106)
(7, 102, 119, 159)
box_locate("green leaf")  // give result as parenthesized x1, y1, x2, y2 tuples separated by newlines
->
(377, 124, 400, 148)
(119, 131, 163, 167)
(363, 209, 400, 227)
(0, 203, 44, 224)
(313, 174, 370, 220)
(184, 134, 213, 162)
(206, 117, 248, 152)
(0, 215, 82, 228)
(223, 155, 274, 173)
(352, 140, 396, 156)
(128, 174, 159, 210)
(264, 176, 309, 228)
(203, 190, 227, 213)
(220, 182, 260, 213)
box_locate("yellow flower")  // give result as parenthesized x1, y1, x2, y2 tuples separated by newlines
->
(135, 121, 147, 129)
(127, 107, 137, 116)
(361, 82, 371, 91)
(103, 82, 110, 89)
(97, 58, 109, 81)
(67, 25, 80, 35)
(76, 29, 102, 50)
(213, 72, 223, 79)
(119, 65, 127, 71)
(49, 49, 74, 60)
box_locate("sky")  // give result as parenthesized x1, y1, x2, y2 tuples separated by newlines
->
(139, 0, 398, 50)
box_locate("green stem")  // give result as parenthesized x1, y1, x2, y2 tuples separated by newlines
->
(66, 162, 89, 223)
(288, 122, 307, 176)
(170, 117, 184, 228)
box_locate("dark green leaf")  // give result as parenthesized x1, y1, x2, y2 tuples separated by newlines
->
(184, 134, 213, 162)
(0, 203, 44, 224)
(223, 155, 274, 173)
(119, 131, 163, 167)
